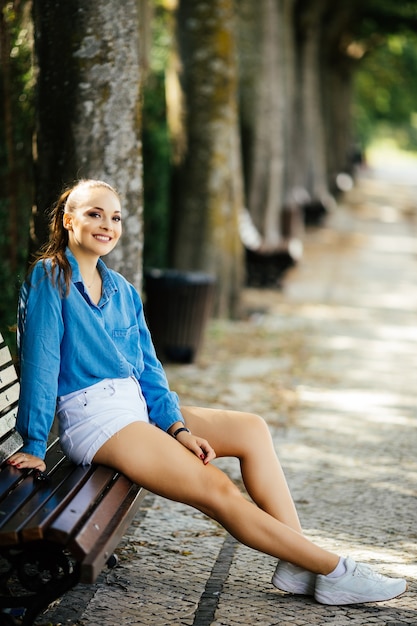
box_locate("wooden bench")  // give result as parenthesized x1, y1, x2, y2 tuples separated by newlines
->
(0, 332, 147, 625)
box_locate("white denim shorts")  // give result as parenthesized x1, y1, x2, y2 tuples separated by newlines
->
(57, 377, 150, 465)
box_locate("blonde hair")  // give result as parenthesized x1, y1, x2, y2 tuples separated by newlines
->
(31, 179, 119, 294)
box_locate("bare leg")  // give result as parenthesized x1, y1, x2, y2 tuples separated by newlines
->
(93, 422, 339, 574)
(181, 406, 302, 532)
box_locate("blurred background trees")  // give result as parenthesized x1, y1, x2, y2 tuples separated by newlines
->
(0, 0, 34, 343)
(1, 0, 417, 342)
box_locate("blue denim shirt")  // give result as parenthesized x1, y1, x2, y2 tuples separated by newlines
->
(16, 248, 184, 459)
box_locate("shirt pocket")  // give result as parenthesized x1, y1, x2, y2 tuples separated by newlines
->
(112, 325, 140, 366)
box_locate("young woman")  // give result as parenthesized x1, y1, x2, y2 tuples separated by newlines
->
(8, 179, 407, 606)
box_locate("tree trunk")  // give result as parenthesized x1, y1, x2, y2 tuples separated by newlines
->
(297, 0, 331, 204)
(170, 0, 244, 318)
(249, 0, 286, 250)
(237, 0, 303, 287)
(32, 0, 144, 289)
(320, 2, 363, 184)
(322, 55, 355, 185)
(238, 0, 287, 249)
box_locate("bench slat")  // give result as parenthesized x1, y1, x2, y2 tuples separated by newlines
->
(0, 363, 18, 390)
(0, 462, 21, 502)
(80, 485, 147, 583)
(0, 408, 18, 440)
(0, 429, 23, 465)
(0, 345, 12, 369)
(0, 381, 19, 414)
(69, 474, 137, 559)
(19, 465, 95, 544)
(46, 466, 117, 544)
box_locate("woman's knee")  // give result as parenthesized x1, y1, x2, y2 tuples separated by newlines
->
(246, 411, 269, 432)
(196, 468, 242, 519)
(240, 412, 272, 445)
(181, 405, 273, 460)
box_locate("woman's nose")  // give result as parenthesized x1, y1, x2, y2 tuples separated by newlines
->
(100, 218, 111, 230)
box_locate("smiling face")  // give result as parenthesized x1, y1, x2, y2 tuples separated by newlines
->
(63, 185, 122, 261)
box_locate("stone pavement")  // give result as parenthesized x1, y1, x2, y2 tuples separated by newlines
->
(41, 169, 417, 625)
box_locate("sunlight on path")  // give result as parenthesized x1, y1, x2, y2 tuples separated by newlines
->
(365, 139, 417, 186)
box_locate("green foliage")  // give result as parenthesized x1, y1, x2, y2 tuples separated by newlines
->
(353, 33, 417, 150)
(352, 0, 417, 150)
(142, 1, 173, 270)
(142, 71, 171, 270)
(358, 0, 417, 41)
(0, 1, 35, 351)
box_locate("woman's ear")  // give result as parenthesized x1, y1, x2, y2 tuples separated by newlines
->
(63, 214, 72, 230)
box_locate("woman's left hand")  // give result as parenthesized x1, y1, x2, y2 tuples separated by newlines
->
(7, 451, 47, 472)
(175, 431, 216, 465)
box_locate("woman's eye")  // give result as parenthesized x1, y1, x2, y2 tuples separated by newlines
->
(88, 211, 101, 218)
(113, 216, 122, 222)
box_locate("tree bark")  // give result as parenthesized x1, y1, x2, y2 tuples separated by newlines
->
(32, 0, 144, 289)
(170, 0, 244, 318)
(247, 0, 286, 250)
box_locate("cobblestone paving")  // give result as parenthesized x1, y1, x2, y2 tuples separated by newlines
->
(41, 172, 417, 625)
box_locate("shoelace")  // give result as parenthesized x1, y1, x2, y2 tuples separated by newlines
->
(354, 563, 387, 581)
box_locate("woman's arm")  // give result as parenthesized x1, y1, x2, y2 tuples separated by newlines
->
(131, 287, 185, 431)
(14, 263, 64, 461)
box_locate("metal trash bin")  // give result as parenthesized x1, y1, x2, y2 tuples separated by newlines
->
(144, 269, 216, 364)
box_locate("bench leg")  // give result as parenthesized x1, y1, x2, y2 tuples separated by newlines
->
(0, 544, 81, 626)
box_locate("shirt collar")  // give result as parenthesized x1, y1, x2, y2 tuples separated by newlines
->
(65, 247, 118, 303)
(66, 247, 83, 283)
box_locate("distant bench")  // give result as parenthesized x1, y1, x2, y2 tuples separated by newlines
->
(0, 332, 147, 626)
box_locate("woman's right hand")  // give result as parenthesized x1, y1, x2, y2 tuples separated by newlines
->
(7, 451, 46, 473)
(175, 431, 216, 465)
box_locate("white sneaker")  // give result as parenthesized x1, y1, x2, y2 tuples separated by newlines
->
(315, 557, 407, 605)
(272, 561, 316, 595)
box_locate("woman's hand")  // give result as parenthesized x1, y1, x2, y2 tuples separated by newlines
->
(175, 431, 216, 465)
(7, 451, 46, 473)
